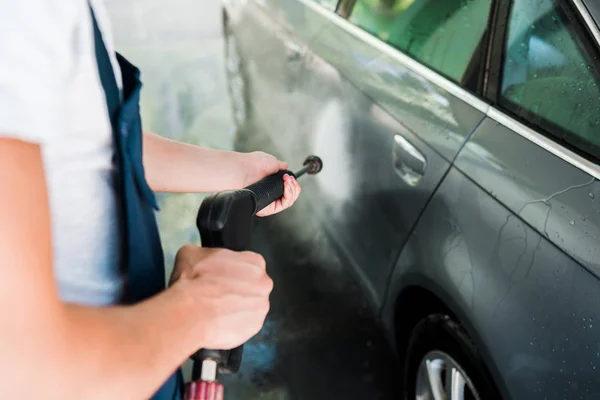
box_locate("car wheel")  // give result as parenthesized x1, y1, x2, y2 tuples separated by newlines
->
(224, 19, 250, 130)
(403, 314, 501, 400)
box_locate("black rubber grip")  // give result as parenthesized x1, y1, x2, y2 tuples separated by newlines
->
(245, 170, 295, 214)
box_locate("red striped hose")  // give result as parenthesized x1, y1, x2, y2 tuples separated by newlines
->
(184, 381, 224, 400)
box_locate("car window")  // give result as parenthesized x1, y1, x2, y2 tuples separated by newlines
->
(348, 0, 493, 85)
(499, 0, 600, 156)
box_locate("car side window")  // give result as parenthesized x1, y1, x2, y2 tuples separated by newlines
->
(499, 0, 600, 156)
(348, 0, 493, 86)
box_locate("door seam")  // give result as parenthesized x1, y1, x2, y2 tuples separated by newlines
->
(379, 115, 487, 318)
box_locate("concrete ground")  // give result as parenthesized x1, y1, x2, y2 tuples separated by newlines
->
(106, 1, 400, 398)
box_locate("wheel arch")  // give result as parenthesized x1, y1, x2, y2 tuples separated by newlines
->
(388, 274, 508, 398)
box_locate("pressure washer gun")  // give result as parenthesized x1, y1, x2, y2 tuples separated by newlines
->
(183, 155, 323, 400)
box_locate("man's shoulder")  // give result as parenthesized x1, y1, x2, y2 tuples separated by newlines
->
(0, 0, 90, 144)
(0, 0, 82, 30)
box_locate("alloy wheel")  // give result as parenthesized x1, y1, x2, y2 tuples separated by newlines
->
(415, 351, 481, 400)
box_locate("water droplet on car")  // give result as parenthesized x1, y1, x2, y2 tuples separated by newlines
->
(571, 220, 575, 225)
(590, 193, 595, 199)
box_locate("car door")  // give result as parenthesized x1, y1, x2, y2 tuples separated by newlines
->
(269, 0, 495, 306)
(227, 0, 333, 153)
(450, 0, 600, 396)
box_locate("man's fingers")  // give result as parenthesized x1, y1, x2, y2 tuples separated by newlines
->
(278, 160, 288, 171)
(285, 175, 293, 201)
(287, 177, 299, 206)
(292, 177, 300, 201)
(238, 250, 266, 270)
(255, 173, 300, 217)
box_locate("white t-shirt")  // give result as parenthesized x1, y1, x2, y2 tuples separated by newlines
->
(0, 0, 125, 305)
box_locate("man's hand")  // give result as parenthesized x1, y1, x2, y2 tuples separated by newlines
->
(242, 151, 302, 217)
(169, 244, 273, 350)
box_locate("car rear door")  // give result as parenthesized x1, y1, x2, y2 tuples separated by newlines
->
(276, 0, 495, 306)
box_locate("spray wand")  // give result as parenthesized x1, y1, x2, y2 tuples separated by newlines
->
(183, 155, 323, 400)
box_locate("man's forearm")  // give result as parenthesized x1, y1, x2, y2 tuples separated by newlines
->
(42, 286, 198, 400)
(143, 131, 248, 193)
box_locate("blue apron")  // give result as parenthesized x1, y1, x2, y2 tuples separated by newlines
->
(91, 8, 184, 400)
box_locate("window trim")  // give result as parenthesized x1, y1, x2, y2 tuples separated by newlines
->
(336, 0, 355, 18)
(489, 0, 600, 165)
(483, 0, 511, 101)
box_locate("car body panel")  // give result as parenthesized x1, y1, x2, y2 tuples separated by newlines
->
(456, 117, 600, 281)
(382, 166, 600, 399)
(224, 0, 600, 398)
(270, 1, 490, 305)
(226, 0, 459, 305)
(292, 15, 455, 305)
(226, 0, 327, 151)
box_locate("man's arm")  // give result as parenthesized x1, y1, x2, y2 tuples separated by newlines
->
(142, 131, 251, 192)
(143, 131, 290, 192)
(143, 132, 301, 215)
(0, 138, 272, 399)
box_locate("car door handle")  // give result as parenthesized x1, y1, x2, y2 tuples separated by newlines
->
(392, 134, 427, 186)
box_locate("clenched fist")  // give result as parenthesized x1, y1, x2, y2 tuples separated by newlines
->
(169, 244, 273, 350)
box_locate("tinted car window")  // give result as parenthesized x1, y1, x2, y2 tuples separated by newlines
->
(500, 0, 600, 155)
(349, 0, 493, 84)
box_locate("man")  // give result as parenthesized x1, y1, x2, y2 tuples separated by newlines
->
(0, 1, 301, 399)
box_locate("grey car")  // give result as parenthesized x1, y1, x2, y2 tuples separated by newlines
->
(221, 0, 600, 398)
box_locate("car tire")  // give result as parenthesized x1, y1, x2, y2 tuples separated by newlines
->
(403, 314, 501, 400)
(223, 17, 251, 132)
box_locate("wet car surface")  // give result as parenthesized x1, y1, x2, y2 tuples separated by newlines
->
(220, 215, 400, 399)
(106, 1, 400, 398)
(220, 0, 600, 399)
